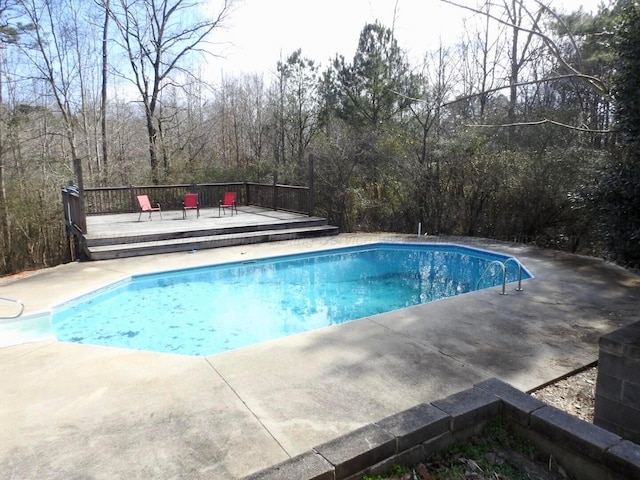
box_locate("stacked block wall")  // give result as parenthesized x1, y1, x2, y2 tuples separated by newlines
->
(246, 378, 640, 480)
(595, 321, 640, 443)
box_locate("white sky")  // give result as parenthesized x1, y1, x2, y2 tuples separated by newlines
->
(207, 0, 603, 81)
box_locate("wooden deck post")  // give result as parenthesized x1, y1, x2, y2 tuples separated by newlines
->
(61, 184, 85, 259)
(308, 153, 315, 217)
(129, 185, 136, 213)
(272, 171, 278, 211)
(74, 158, 87, 234)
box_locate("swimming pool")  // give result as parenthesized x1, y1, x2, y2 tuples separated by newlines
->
(51, 242, 531, 356)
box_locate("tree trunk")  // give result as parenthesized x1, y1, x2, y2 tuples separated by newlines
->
(0, 48, 9, 269)
(146, 115, 160, 185)
(508, 0, 519, 122)
(101, 0, 110, 179)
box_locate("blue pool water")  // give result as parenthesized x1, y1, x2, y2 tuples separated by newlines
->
(51, 243, 531, 356)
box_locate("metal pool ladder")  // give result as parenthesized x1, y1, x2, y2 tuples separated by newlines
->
(0, 296, 24, 319)
(476, 257, 525, 295)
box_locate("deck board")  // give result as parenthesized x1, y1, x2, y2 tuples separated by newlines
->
(85, 206, 318, 239)
(82, 206, 338, 259)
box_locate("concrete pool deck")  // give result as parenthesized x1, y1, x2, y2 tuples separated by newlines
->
(1, 234, 639, 479)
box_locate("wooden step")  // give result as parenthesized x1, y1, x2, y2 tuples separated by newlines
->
(85, 225, 339, 260)
(84, 217, 331, 247)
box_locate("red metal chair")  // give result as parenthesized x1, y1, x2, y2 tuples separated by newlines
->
(136, 194, 162, 221)
(219, 191, 238, 216)
(182, 193, 199, 219)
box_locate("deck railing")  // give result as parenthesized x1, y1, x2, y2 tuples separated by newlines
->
(61, 181, 312, 259)
(62, 185, 87, 233)
(75, 182, 310, 216)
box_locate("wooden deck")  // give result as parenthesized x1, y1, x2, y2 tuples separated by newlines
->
(82, 205, 338, 260)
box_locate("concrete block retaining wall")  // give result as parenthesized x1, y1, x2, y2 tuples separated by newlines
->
(595, 321, 640, 443)
(244, 378, 640, 480)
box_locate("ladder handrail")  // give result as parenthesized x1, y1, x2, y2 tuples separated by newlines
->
(476, 257, 525, 295)
(504, 257, 524, 292)
(0, 296, 25, 319)
(477, 260, 506, 291)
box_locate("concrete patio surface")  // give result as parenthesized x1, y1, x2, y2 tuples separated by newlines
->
(1, 234, 639, 479)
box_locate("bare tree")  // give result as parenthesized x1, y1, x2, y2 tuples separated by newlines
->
(100, 0, 110, 180)
(462, 2, 507, 121)
(408, 43, 459, 234)
(17, 0, 102, 222)
(213, 74, 270, 170)
(439, 0, 611, 131)
(276, 49, 322, 180)
(109, 0, 235, 184)
(0, 0, 22, 270)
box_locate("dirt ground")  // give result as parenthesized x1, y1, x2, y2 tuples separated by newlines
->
(530, 365, 597, 423)
(0, 269, 39, 285)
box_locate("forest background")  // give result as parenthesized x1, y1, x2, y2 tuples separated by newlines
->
(0, 0, 639, 276)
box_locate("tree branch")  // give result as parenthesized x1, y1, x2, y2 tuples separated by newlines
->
(467, 117, 616, 133)
(393, 73, 609, 107)
(439, 0, 610, 98)
(440, 73, 608, 107)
